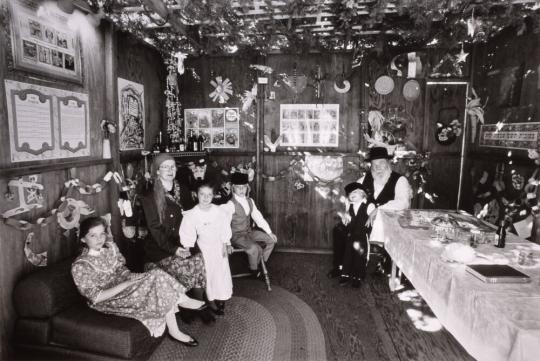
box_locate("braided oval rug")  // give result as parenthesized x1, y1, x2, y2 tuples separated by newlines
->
(149, 279, 326, 361)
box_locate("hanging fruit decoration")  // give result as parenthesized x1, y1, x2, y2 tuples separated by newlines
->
(209, 76, 233, 104)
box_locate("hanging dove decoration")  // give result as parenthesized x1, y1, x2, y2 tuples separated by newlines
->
(209, 76, 233, 104)
(241, 84, 257, 112)
(24, 232, 47, 267)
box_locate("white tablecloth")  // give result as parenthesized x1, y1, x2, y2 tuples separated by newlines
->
(371, 209, 540, 361)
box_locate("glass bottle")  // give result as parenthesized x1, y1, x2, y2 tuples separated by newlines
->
(494, 220, 506, 248)
(178, 134, 185, 152)
(192, 131, 199, 152)
(152, 134, 161, 154)
(198, 133, 205, 151)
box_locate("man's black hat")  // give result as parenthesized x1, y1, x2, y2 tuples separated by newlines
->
(231, 172, 249, 185)
(366, 147, 393, 161)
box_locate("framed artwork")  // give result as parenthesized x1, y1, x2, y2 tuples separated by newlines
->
(4, 80, 90, 163)
(118, 78, 145, 151)
(184, 108, 240, 148)
(479, 122, 540, 150)
(8, 0, 83, 84)
(280, 104, 339, 147)
(487, 64, 524, 108)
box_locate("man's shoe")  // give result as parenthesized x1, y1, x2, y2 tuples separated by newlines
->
(327, 269, 341, 279)
(339, 276, 349, 286)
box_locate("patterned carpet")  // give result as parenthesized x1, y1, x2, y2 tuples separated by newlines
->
(149, 280, 326, 361)
(150, 252, 473, 361)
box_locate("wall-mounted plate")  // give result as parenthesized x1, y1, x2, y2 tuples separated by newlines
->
(374, 75, 394, 95)
(403, 79, 420, 101)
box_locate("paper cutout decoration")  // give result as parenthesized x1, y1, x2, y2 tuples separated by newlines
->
(57, 198, 94, 230)
(241, 84, 257, 112)
(24, 232, 47, 267)
(264, 134, 283, 152)
(374, 76, 394, 95)
(2, 176, 44, 218)
(390, 52, 423, 78)
(466, 87, 486, 141)
(209, 76, 233, 104)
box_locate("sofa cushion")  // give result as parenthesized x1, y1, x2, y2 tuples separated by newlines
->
(13, 258, 83, 318)
(51, 304, 161, 359)
(14, 318, 50, 345)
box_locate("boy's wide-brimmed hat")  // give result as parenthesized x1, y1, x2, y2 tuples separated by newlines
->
(366, 147, 393, 161)
(231, 172, 249, 185)
(344, 182, 367, 196)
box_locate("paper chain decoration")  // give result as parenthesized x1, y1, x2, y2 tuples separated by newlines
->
(1, 171, 125, 231)
(209, 76, 233, 104)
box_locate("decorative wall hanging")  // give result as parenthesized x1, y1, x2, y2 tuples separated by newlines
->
(466, 87, 486, 141)
(56, 198, 94, 230)
(278, 63, 307, 101)
(4, 80, 89, 162)
(24, 232, 47, 267)
(479, 122, 540, 150)
(402, 80, 420, 101)
(491, 65, 524, 108)
(333, 67, 350, 94)
(279, 104, 339, 147)
(390, 52, 423, 78)
(374, 75, 394, 95)
(435, 107, 461, 145)
(310, 65, 325, 99)
(118, 78, 145, 151)
(305, 155, 344, 183)
(209, 76, 233, 104)
(184, 108, 240, 148)
(263, 134, 283, 152)
(1, 175, 44, 218)
(7, 0, 83, 83)
(249, 64, 273, 74)
(241, 84, 257, 112)
(429, 54, 464, 78)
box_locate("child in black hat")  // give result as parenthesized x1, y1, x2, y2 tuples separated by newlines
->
(339, 182, 375, 288)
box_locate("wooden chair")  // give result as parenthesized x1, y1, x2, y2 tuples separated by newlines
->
(231, 248, 272, 291)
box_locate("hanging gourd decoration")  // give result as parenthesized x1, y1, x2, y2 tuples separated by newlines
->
(209, 76, 233, 104)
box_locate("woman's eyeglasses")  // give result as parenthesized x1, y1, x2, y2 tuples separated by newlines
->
(159, 165, 177, 171)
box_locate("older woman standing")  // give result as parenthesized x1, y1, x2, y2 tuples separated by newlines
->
(141, 154, 213, 323)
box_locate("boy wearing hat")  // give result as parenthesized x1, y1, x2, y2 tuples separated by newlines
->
(221, 173, 277, 278)
(339, 182, 375, 287)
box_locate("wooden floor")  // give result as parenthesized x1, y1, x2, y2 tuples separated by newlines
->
(265, 252, 475, 361)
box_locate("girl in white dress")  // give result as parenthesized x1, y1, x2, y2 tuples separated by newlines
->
(180, 182, 233, 315)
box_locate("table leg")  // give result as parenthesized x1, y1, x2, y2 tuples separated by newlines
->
(388, 259, 401, 292)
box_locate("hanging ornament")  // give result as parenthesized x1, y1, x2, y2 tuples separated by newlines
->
(311, 65, 324, 99)
(209, 76, 233, 104)
(24, 232, 47, 267)
(174, 52, 187, 75)
(57, 198, 94, 230)
(466, 87, 487, 141)
(456, 43, 469, 64)
(249, 64, 273, 74)
(279, 63, 307, 101)
(429, 54, 463, 78)
(334, 65, 350, 94)
(293, 179, 306, 191)
(263, 134, 283, 152)
(241, 84, 257, 112)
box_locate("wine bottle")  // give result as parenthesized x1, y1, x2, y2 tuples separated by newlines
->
(192, 132, 199, 152)
(198, 133, 205, 151)
(494, 220, 506, 248)
(152, 134, 161, 154)
(179, 135, 185, 152)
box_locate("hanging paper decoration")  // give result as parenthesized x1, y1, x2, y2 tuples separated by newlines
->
(390, 52, 423, 78)
(263, 134, 283, 152)
(174, 51, 187, 75)
(293, 179, 306, 191)
(209, 76, 233, 104)
(241, 84, 257, 112)
(249, 64, 273, 74)
(310, 65, 325, 99)
(24, 232, 47, 267)
(466, 87, 487, 142)
(1, 176, 44, 218)
(57, 198, 94, 230)
(334, 66, 350, 94)
(456, 44, 469, 64)
(430, 54, 464, 78)
(367, 110, 385, 143)
(278, 63, 307, 100)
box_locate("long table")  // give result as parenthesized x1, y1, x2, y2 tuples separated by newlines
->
(371, 209, 540, 361)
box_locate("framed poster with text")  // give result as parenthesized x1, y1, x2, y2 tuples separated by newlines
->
(184, 108, 240, 148)
(8, 0, 83, 83)
(118, 78, 145, 151)
(479, 122, 540, 150)
(280, 104, 339, 147)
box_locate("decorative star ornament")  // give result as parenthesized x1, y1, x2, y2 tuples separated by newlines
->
(209, 76, 233, 104)
(457, 44, 469, 63)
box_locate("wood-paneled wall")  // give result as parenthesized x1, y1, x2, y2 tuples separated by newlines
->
(0, 6, 166, 357)
(180, 52, 438, 249)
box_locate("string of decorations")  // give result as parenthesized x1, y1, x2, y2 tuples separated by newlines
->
(1, 171, 125, 232)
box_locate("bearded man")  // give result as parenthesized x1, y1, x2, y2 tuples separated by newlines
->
(328, 147, 412, 280)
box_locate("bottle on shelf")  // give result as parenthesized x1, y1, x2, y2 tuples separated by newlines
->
(158, 131, 166, 153)
(192, 131, 199, 152)
(178, 134, 186, 152)
(152, 134, 161, 153)
(198, 133, 205, 151)
(494, 219, 506, 248)
(186, 130, 193, 151)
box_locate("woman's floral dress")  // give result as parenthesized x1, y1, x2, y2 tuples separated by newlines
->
(71, 241, 186, 337)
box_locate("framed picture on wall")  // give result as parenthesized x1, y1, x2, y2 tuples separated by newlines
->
(8, 0, 83, 84)
(487, 64, 524, 108)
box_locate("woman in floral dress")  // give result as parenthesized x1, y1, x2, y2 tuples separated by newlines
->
(71, 217, 202, 346)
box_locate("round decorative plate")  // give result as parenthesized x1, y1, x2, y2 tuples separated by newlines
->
(403, 79, 420, 101)
(374, 75, 394, 95)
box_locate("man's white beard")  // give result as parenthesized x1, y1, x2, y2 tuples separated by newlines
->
(372, 169, 391, 184)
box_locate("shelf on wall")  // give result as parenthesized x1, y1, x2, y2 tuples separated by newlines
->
(0, 158, 113, 177)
